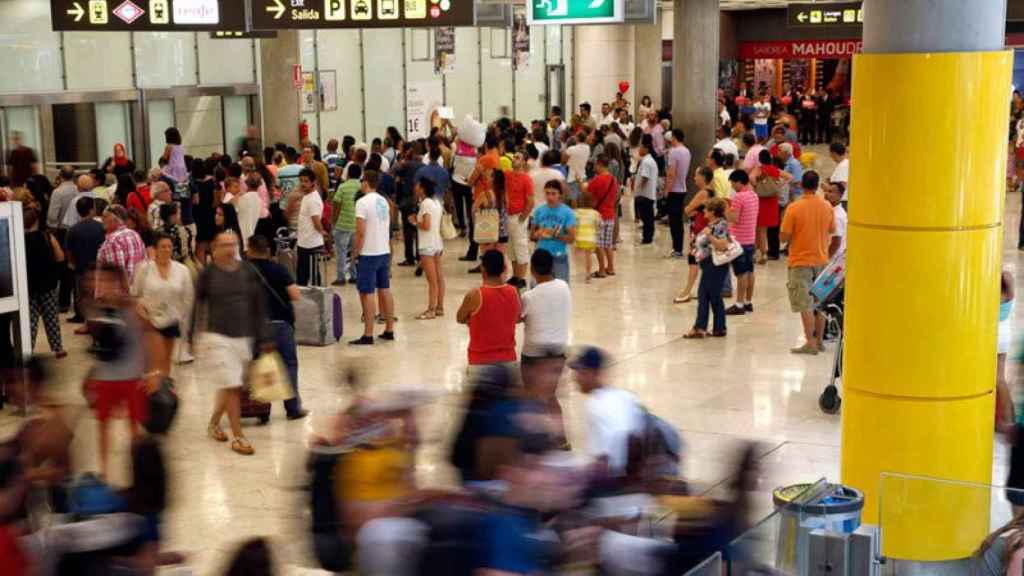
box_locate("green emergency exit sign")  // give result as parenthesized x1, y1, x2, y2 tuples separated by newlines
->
(527, 0, 625, 25)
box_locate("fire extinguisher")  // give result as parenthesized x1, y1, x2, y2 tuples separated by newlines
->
(299, 120, 309, 143)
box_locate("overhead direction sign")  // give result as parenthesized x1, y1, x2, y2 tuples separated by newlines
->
(527, 0, 626, 25)
(51, 0, 242, 31)
(251, 0, 475, 30)
(787, 2, 862, 28)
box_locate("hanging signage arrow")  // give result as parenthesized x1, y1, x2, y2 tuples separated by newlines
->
(797, 11, 808, 22)
(67, 1, 85, 21)
(266, 0, 285, 20)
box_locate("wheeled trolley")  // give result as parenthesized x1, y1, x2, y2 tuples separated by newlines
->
(810, 250, 846, 415)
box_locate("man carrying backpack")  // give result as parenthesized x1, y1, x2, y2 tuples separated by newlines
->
(570, 346, 681, 479)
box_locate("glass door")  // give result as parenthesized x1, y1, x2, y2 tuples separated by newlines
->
(146, 99, 174, 169)
(1, 106, 42, 182)
(95, 102, 134, 170)
(223, 95, 251, 158)
(546, 65, 565, 117)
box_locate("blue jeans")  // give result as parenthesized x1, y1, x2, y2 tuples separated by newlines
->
(270, 321, 302, 415)
(332, 229, 354, 282)
(552, 254, 570, 284)
(695, 259, 728, 333)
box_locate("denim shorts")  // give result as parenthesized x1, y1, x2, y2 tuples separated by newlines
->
(356, 254, 391, 294)
(732, 245, 756, 275)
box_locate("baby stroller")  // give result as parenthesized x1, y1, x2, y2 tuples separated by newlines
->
(810, 250, 846, 415)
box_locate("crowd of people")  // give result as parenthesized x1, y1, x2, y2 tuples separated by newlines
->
(0, 82, 859, 574)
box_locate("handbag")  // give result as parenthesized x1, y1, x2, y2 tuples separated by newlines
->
(473, 208, 500, 244)
(755, 177, 783, 199)
(440, 212, 458, 240)
(248, 352, 294, 403)
(711, 238, 744, 266)
(145, 376, 179, 434)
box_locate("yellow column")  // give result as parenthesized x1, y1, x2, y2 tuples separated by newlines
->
(842, 52, 1011, 560)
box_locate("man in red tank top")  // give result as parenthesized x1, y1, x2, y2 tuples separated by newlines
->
(457, 250, 521, 366)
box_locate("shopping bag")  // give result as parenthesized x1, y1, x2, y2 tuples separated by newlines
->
(145, 376, 179, 435)
(473, 208, 500, 244)
(248, 352, 294, 403)
(441, 212, 458, 240)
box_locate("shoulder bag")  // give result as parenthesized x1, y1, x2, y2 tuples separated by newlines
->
(755, 176, 783, 199)
(711, 230, 744, 266)
(474, 208, 500, 244)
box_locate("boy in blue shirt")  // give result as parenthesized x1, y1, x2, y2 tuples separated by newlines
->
(530, 180, 576, 283)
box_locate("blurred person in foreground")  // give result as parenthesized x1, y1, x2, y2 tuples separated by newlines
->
(83, 263, 148, 478)
(191, 230, 269, 456)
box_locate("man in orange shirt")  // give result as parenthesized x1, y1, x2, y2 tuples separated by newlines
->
(781, 170, 835, 355)
(461, 135, 502, 267)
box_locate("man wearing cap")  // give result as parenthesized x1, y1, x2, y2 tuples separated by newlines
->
(570, 347, 645, 477)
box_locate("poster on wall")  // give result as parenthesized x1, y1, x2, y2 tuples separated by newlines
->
(406, 80, 444, 140)
(301, 71, 317, 113)
(718, 60, 738, 92)
(512, 15, 530, 71)
(319, 70, 338, 112)
(434, 27, 456, 75)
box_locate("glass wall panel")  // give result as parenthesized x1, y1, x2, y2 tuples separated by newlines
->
(5, 107, 41, 155)
(175, 95, 224, 159)
(514, 24, 547, 123)
(223, 96, 250, 158)
(95, 102, 133, 166)
(0, 0, 62, 93)
(446, 27, 480, 122)
(362, 29, 404, 145)
(197, 34, 255, 85)
(135, 32, 198, 88)
(147, 99, 174, 167)
(481, 28, 513, 124)
(65, 32, 134, 90)
(563, 26, 575, 112)
(317, 29, 364, 142)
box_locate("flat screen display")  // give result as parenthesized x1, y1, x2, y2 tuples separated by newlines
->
(0, 219, 12, 299)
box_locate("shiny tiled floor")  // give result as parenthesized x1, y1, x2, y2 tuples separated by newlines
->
(4, 155, 1021, 573)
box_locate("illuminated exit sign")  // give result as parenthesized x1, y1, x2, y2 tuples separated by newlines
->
(527, 0, 625, 25)
(251, 0, 476, 29)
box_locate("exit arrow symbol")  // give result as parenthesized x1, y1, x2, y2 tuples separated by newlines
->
(67, 1, 85, 21)
(797, 11, 808, 22)
(267, 0, 285, 19)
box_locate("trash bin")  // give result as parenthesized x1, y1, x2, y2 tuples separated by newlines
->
(774, 482, 864, 574)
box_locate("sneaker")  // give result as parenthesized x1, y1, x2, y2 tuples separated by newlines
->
(744, 303, 754, 313)
(379, 331, 395, 341)
(349, 335, 374, 346)
(790, 344, 819, 355)
(666, 251, 684, 259)
(725, 305, 746, 316)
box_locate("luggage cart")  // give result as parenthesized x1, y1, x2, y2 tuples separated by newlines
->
(810, 251, 846, 415)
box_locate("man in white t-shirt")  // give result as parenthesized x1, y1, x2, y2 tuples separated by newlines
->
(350, 170, 395, 346)
(520, 248, 573, 444)
(829, 142, 849, 208)
(634, 135, 659, 245)
(236, 173, 263, 252)
(712, 125, 739, 163)
(531, 149, 566, 209)
(569, 347, 645, 476)
(826, 181, 848, 256)
(295, 168, 326, 286)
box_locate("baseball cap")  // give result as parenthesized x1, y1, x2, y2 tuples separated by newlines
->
(569, 346, 608, 371)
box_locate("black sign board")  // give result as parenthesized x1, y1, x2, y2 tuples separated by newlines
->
(252, 0, 475, 30)
(51, 0, 243, 31)
(787, 2, 862, 28)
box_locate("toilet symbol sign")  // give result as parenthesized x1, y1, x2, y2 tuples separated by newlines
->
(527, 0, 624, 25)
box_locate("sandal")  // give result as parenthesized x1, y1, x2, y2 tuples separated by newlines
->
(606, 270, 616, 276)
(435, 308, 445, 317)
(208, 424, 228, 443)
(231, 437, 254, 456)
(673, 294, 693, 304)
(590, 272, 607, 279)
(415, 310, 437, 320)
(683, 330, 706, 339)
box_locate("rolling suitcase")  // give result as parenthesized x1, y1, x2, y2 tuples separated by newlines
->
(295, 251, 343, 346)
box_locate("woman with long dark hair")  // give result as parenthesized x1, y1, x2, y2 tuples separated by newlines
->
(191, 157, 217, 265)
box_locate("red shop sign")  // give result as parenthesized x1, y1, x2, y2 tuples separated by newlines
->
(739, 40, 863, 60)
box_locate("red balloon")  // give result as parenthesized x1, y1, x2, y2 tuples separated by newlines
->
(618, 81, 630, 94)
